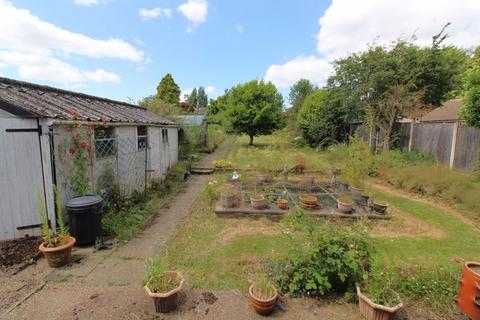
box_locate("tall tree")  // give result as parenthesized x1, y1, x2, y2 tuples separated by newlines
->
(156, 73, 181, 105)
(223, 80, 285, 145)
(288, 79, 316, 115)
(197, 86, 208, 108)
(461, 47, 480, 127)
(187, 88, 198, 108)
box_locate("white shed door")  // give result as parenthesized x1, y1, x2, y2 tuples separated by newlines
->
(0, 118, 45, 240)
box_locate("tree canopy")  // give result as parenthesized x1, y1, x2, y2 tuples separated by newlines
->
(289, 79, 316, 116)
(222, 80, 285, 145)
(156, 73, 181, 106)
(187, 88, 197, 108)
(328, 36, 466, 151)
(197, 86, 208, 108)
(297, 89, 349, 147)
(461, 47, 480, 127)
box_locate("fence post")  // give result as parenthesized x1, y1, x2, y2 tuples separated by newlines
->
(408, 120, 415, 151)
(449, 122, 459, 169)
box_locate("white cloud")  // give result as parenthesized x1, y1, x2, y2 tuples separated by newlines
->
(139, 7, 172, 20)
(317, 0, 480, 60)
(178, 0, 208, 31)
(73, 0, 100, 6)
(265, 0, 480, 89)
(0, 0, 143, 85)
(180, 87, 193, 102)
(205, 86, 215, 94)
(235, 24, 244, 33)
(264, 55, 332, 89)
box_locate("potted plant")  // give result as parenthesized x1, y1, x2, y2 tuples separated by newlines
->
(298, 194, 317, 205)
(251, 193, 267, 210)
(38, 187, 76, 268)
(276, 198, 289, 210)
(337, 195, 353, 214)
(144, 256, 185, 313)
(221, 185, 238, 208)
(357, 286, 403, 320)
(249, 277, 278, 315)
(373, 200, 388, 214)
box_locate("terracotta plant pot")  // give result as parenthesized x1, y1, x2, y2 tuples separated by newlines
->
(249, 283, 278, 315)
(357, 286, 403, 320)
(351, 186, 364, 199)
(457, 261, 480, 319)
(337, 199, 353, 214)
(145, 271, 185, 313)
(251, 195, 267, 210)
(298, 194, 317, 205)
(373, 201, 388, 214)
(221, 193, 238, 208)
(38, 236, 76, 268)
(277, 199, 289, 210)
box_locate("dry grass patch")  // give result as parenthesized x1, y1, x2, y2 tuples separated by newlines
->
(368, 206, 446, 239)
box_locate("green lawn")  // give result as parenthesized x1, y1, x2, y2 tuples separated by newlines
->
(158, 133, 477, 317)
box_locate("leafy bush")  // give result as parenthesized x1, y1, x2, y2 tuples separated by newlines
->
(272, 221, 373, 297)
(297, 89, 348, 147)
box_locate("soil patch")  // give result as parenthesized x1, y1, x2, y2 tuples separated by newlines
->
(0, 237, 42, 268)
(201, 291, 218, 304)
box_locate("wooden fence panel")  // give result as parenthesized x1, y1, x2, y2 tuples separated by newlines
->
(412, 123, 454, 164)
(454, 126, 480, 170)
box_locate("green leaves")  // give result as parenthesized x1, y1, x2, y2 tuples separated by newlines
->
(156, 73, 181, 106)
(272, 217, 373, 298)
(221, 80, 285, 145)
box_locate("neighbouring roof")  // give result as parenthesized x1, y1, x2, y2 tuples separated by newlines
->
(421, 99, 463, 123)
(0, 77, 174, 126)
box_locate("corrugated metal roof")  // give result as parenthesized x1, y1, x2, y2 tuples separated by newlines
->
(421, 99, 463, 123)
(0, 77, 174, 125)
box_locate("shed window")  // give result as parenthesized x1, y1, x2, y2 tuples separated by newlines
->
(94, 127, 116, 158)
(137, 126, 148, 150)
(162, 129, 169, 145)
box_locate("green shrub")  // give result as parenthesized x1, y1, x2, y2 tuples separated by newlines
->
(271, 222, 373, 297)
(297, 89, 348, 147)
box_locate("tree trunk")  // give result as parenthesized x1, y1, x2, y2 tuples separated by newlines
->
(382, 122, 394, 152)
(249, 135, 254, 145)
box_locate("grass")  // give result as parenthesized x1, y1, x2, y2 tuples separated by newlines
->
(153, 133, 478, 317)
(228, 131, 330, 171)
(371, 188, 480, 266)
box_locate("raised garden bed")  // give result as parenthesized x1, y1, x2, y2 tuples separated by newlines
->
(214, 178, 391, 220)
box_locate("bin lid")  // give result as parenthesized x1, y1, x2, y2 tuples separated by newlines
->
(67, 195, 103, 209)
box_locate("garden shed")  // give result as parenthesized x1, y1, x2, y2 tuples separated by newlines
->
(0, 77, 178, 241)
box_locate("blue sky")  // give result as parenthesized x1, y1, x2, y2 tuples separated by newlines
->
(1, 0, 479, 104)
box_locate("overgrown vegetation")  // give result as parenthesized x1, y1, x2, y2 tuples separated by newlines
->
(271, 211, 373, 297)
(101, 170, 185, 243)
(38, 185, 70, 247)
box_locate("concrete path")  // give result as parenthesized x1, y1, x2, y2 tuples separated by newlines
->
(0, 138, 236, 320)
